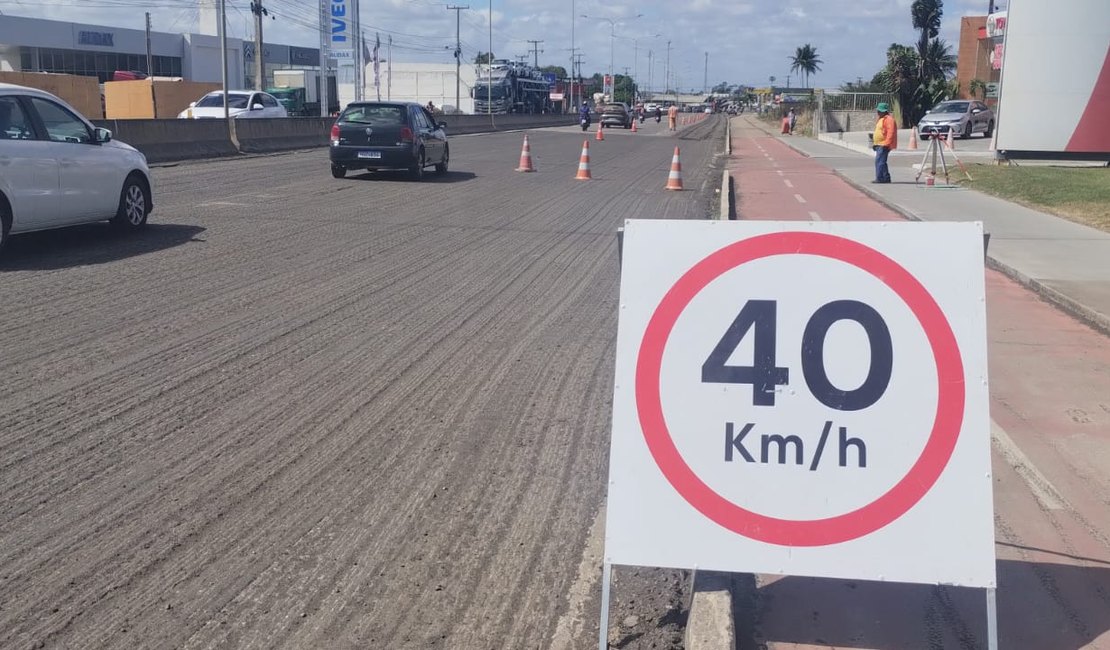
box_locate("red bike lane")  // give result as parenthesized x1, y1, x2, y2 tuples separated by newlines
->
(728, 119, 1110, 650)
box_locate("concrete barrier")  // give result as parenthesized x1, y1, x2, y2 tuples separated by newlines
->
(93, 114, 576, 164)
(233, 117, 333, 154)
(93, 118, 238, 164)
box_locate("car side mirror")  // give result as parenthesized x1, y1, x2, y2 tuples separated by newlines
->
(252, 103, 264, 110)
(438, 121, 448, 130)
(94, 127, 112, 143)
(189, 101, 197, 108)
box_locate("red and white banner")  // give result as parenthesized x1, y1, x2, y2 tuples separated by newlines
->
(995, 0, 1110, 154)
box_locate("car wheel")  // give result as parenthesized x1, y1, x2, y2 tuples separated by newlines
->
(331, 164, 346, 179)
(111, 174, 150, 229)
(985, 120, 994, 138)
(410, 150, 426, 181)
(962, 122, 972, 139)
(435, 145, 449, 175)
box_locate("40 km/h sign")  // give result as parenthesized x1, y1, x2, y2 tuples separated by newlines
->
(605, 221, 995, 588)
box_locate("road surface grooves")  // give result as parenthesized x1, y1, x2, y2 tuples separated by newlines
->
(729, 117, 1110, 650)
(0, 120, 725, 649)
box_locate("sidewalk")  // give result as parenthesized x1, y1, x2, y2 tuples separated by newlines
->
(817, 127, 997, 158)
(744, 119, 1110, 335)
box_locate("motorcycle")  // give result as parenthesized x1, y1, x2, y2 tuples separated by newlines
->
(655, 113, 661, 124)
(580, 114, 591, 131)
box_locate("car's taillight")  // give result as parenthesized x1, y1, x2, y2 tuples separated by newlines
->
(400, 126, 414, 143)
(330, 123, 340, 144)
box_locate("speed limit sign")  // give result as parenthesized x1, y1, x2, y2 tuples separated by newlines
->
(605, 220, 995, 588)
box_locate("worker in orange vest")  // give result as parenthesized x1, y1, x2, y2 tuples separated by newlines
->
(667, 104, 679, 131)
(871, 102, 898, 183)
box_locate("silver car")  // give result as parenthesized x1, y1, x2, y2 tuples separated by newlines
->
(917, 100, 995, 139)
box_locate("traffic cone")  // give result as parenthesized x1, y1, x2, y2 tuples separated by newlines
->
(946, 129, 955, 150)
(909, 128, 918, 150)
(575, 140, 593, 180)
(665, 146, 684, 190)
(595, 122, 605, 141)
(631, 118, 638, 133)
(515, 134, 536, 172)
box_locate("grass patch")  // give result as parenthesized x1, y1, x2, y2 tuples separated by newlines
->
(960, 164, 1110, 233)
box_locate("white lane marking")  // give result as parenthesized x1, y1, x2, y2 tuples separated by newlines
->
(808, 211, 822, 221)
(776, 170, 784, 176)
(794, 193, 807, 204)
(783, 179, 794, 188)
(991, 419, 1067, 511)
(549, 505, 607, 649)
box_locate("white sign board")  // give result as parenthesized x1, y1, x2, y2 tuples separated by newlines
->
(606, 220, 995, 588)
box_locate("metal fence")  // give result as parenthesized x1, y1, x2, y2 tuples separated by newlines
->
(821, 92, 893, 112)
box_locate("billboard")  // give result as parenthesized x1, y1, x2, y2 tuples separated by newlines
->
(994, 0, 1110, 157)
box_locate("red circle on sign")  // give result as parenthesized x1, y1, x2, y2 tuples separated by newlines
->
(635, 231, 965, 547)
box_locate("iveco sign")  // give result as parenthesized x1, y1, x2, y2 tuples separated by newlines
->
(78, 31, 114, 47)
(331, 0, 348, 44)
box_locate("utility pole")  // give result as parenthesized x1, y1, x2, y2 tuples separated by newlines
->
(250, 0, 268, 90)
(218, 0, 228, 119)
(665, 40, 672, 102)
(318, 0, 328, 116)
(647, 50, 653, 98)
(527, 39, 544, 68)
(388, 35, 393, 100)
(703, 51, 708, 95)
(144, 13, 153, 79)
(447, 5, 468, 114)
(574, 52, 585, 107)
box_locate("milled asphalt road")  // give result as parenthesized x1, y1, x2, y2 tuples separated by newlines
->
(0, 117, 724, 649)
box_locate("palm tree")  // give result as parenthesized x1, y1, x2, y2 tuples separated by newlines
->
(911, 0, 943, 70)
(878, 43, 918, 127)
(789, 44, 823, 88)
(969, 78, 988, 100)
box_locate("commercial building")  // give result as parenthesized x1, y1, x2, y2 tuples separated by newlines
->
(0, 14, 323, 91)
(955, 11, 1006, 104)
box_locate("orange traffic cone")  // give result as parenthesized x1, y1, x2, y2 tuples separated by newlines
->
(665, 146, 684, 190)
(515, 134, 536, 172)
(595, 122, 605, 141)
(631, 118, 638, 133)
(909, 128, 918, 150)
(575, 140, 593, 180)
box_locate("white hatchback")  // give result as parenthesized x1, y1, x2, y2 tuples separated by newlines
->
(0, 83, 153, 253)
(179, 90, 289, 119)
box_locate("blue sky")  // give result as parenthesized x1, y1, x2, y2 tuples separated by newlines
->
(2, 0, 1000, 90)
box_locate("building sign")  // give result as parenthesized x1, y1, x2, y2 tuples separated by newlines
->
(330, 0, 349, 45)
(990, 44, 1005, 71)
(78, 31, 114, 47)
(986, 82, 999, 98)
(986, 11, 1007, 38)
(290, 46, 318, 66)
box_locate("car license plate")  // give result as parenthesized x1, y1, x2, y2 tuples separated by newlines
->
(358, 151, 381, 159)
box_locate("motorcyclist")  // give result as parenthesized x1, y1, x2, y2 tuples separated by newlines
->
(579, 101, 591, 130)
(654, 105, 662, 123)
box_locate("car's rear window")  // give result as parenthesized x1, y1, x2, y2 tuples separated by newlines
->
(603, 104, 625, 112)
(340, 105, 406, 124)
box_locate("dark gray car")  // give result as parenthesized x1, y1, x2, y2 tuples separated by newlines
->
(329, 102, 448, 180)
(917, 100, 995, 139)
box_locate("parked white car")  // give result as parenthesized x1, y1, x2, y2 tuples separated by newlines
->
(0, 83, 153, 253)
(178, 90, 289, 119)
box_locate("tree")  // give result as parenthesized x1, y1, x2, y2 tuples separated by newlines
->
(539, 65, 568, 79)
(911, 0, 943, 68)
(789, 44, 823, 88)
(969, 78, 988, 100)
(711, 82, 733, 94)
(473, 52, 495, 64)
(877, 43, 919, 126)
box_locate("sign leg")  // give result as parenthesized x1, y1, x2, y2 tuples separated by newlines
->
(986, 587, 998, 650)
(598, 562, 613, 650)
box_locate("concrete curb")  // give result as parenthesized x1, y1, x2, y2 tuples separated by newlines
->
(685, 571, 736, 650)
(720, 169, 731, 221)
(834, 169, 1110, 338)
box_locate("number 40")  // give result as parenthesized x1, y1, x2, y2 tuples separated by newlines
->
(701, 299, 893, 411)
